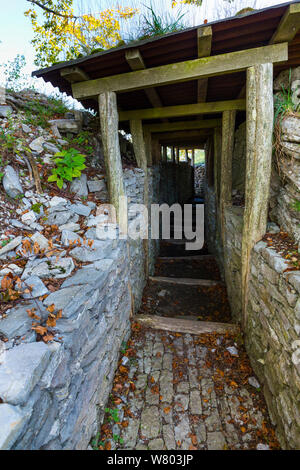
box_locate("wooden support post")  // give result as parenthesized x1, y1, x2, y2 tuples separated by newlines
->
(175, 148, 179, 164)
(220, 110, 236, 247)
(241, 63, 273, 328)
(144, 128, 152, 166)
(197, 26, 212, 106)
(163, 146, 168, 163)
(99, 92, 125, 225)
(151, 138, 161, 165)
(130, 119, 149, 278)
(213, 127, 222, 205)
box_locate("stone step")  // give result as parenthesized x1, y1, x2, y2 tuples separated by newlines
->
(135, 314, 239, 335)
(158, 254, 215, 262)
(149, 276, 223, 287)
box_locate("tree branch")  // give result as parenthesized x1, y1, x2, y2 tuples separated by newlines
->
(26, 0, 78, 19)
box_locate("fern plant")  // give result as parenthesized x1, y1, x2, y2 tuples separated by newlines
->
(48, 148, 86, 189)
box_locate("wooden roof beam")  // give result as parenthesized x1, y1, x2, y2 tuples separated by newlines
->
(125, 49, 165, 109)
(119, 99, 246, 121)
(197, 26, 212, 104)
(155, 129, 213, 141)
(270, 3, 300, 44)
(144, 118, 221, 133)
(72, 43, 288, 100)
(61, 66, 89, 83)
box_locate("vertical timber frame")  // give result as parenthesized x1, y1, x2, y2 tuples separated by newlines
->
(220, 110, 236, 248)
(241, 63, 274, 328)
(98, 91, 125, 225)
(130, 119, 150, 277)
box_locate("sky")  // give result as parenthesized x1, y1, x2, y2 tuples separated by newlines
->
(0, 0, 289, 97)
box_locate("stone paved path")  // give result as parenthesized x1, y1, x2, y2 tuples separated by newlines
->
(97, 323, 279, 450)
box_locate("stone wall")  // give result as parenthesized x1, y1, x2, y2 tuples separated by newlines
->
(0, 168, 158, 450)
(194, 163, 205, 198)
(245, 241, 300, 449)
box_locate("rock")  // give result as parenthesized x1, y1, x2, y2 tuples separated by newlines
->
(22, 275, 49, 299)
(58, 222, 80, 232)
(266, 222, 280, 234)
(21, 211, 37, 225)
(0, 236, 22, 258)
(87, 180, 107, 193)
(281, 115, 300, 143)
(22, 257, 74, 280)
(273, 67, 300, 92)
(226, 346, 239, 357)
(0, 264, 23, 278)
(2, 166, 23, 199)
(50, 124, 61, 138)
(48, 119, 81, 134)
(43, 142, 60, 155)
(29, 137, 45, 154)
(46, 210, 76, 227)
(256, 443, 270, 450)
(70, 174, 88, 198)
(31, 232, 49, 251)
(70, 203, 91, 217)
(0, 105, 13, 118)
(248, 377, 260, 389)
(49, 196, 68, 208)
(57, 139, 68, 146)
(21, 123, 31, 133)
(61, 230, 83, 246)
(0, 404, 26, 450)
(0, 342, 50, 405)
(70, 239, 115, 262)
(0, 302, 38, 340)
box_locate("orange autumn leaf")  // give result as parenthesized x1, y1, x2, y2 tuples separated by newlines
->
(1, 275, 13, 290)
(32, 325, 47, 336)
(47, 304, 56, 313)
(121, 421, 129, 428)
(164, 406, 171, 414)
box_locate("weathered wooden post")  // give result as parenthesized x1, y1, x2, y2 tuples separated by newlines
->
(99, 92, 125, 225)
(220, 110, 236, 247)
(130, 119, 149, 277)
(241, 63, 273, 327)
(213, 127, 222, 206)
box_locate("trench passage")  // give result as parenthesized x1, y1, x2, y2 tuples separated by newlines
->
(97, 208, 280, 451)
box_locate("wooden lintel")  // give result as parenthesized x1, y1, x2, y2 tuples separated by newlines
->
(197, 26, 212, 105)
(119, 99, 246, 121)
(125, 49, 165, 110)
(72, 43, 288, 100)
(61, 66, 89, 83)
(144, 119, 221, 133)
(270, 3, 300, 44)
(155, 129, 213, 141)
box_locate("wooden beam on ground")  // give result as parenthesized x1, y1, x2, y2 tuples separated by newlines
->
(61, 66, 89, 83)
(99, 92, 125, 225)
(241, 63, 274, 329)
(197, 26, 212, 104)
(119, 100, 246, 121)
(149, 276, 223, 287)
(158, 254, 215, 261)
(126, 49, 168, 122)
(130, 118, 149, 277)
(270, 3, 300, 44)
(220, 110, 236, 246)
(144, 119, 221, 133)
(136, 314, 240, 335)
(72, 43, 287, 99)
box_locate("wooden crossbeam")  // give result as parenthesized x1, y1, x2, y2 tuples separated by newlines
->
(61, 66, 89, 83)
(125, 49, 164, 109)
(197, 26, 212, 104)
(144, 118, 221, 133)
(119, 99, 245, 121)
(154, 129, 213, 142)
(270, 3, 300, 44)
(72, 43, 287, 100)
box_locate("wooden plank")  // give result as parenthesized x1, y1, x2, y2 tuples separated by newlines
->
(270, 3, 300, 44)
(119, 99, 246, 121)
(126, 49, 167, 119)
(149, 276, 223, 287)
(220, 110, 236, 246)
(197, 26, 212, 105)
(155, 129, 213, 142)
(145, 119, 221, 133)
(61, 66, 89, 83)
(98, 92, 125, 225)
(241, 63, 273, 328)
(136, 314, 239, 335)
(157, 254, 215, 261)
(72, 43, 288, 99)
